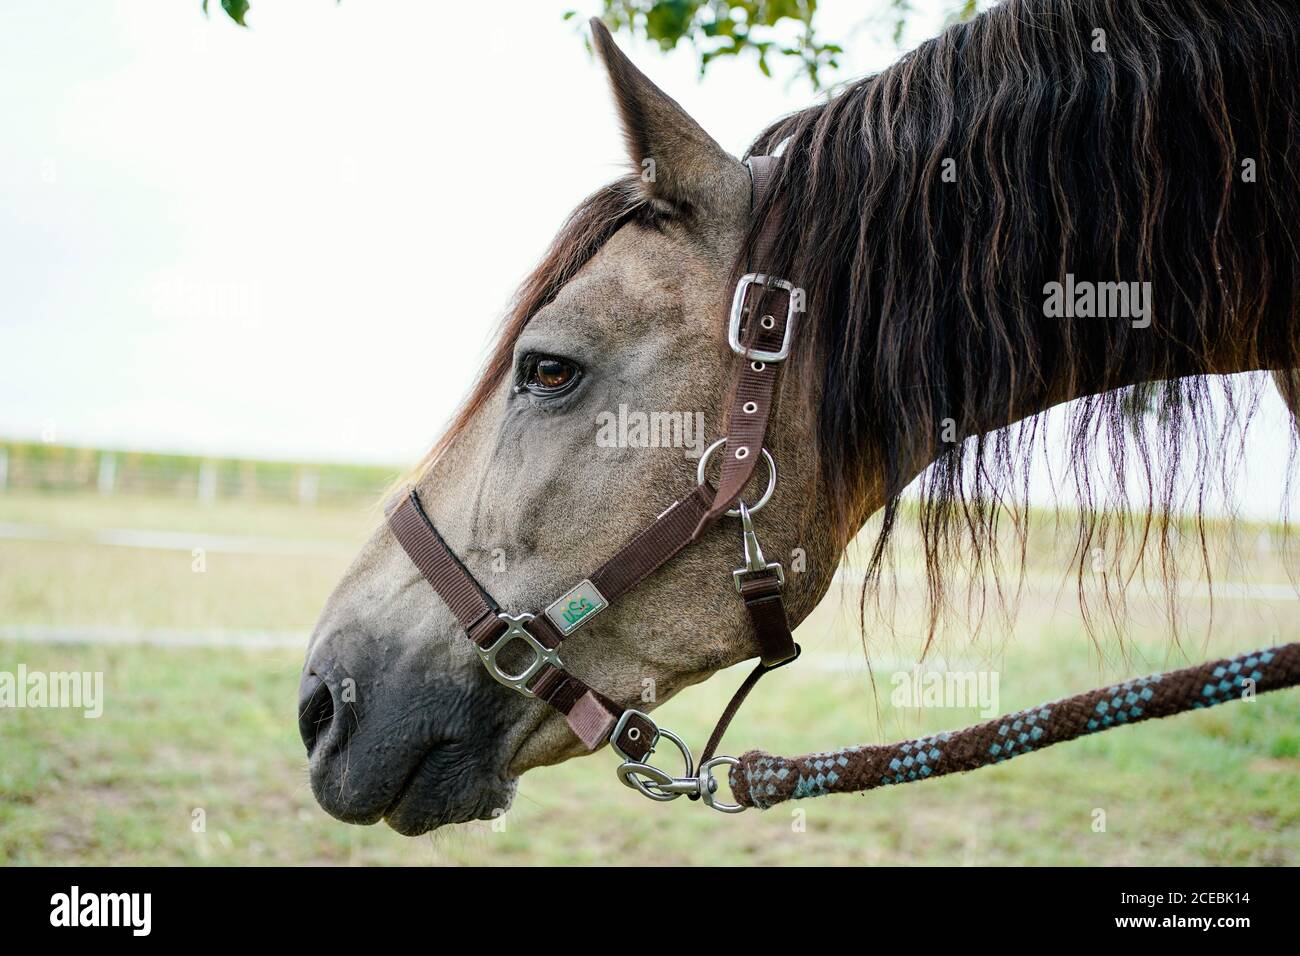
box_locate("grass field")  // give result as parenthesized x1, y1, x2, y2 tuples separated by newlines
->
(1, 489, 1298, 865)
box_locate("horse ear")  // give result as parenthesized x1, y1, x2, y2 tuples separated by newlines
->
(589, 18, 743, 216)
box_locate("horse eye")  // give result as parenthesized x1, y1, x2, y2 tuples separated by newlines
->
(522, 355, 581, 396)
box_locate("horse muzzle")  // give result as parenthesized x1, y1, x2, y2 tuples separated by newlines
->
(299, 642, 518, 835)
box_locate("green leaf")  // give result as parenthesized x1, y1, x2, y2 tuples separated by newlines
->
(644, 0, 699, 46)
(222, 0, 250, 27)
(577, 0, 974, 91)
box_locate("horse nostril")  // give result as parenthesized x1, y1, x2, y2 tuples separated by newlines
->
(298, 670, 335, 755)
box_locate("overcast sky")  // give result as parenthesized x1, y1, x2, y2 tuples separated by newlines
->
(1, 0, 1295, 519)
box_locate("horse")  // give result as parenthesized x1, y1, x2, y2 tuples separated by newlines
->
(300, 0, 1300, 835)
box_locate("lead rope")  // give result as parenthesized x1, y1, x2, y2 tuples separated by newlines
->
(728, 641, 1300, 809)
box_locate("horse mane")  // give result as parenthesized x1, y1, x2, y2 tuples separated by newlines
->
(742, 0, 1300, 644)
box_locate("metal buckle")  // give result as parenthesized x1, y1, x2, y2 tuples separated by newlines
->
(728, 273, 798, 363)
(610, 708, 661, 763)
(732, 501, 784, 592)
(475, 612, 562, 699)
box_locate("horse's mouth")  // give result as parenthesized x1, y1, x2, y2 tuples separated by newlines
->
(380, 746, 518, 836)
(301, 663, 520, 836)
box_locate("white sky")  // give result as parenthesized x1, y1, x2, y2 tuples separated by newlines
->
(1, 0, 1295, 519)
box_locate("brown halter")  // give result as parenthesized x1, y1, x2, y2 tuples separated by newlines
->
(386, 155, 799, 811)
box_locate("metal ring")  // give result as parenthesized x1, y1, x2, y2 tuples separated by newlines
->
(615, 728, 694, 802)
(742, 401, 757, 414)
(696, 439, 777, 516)
(698, 756, 746, 814)
(615, 761, 679, 801)
(760, 314, 776, 329)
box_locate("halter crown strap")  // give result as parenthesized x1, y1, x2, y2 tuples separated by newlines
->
(696, 154, 797, 532)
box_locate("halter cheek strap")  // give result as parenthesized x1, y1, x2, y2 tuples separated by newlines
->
(697, 154, 796, 532)
(386, 155, 801, 811)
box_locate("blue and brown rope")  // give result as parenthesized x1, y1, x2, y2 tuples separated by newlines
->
(729, 641, 1300, 809)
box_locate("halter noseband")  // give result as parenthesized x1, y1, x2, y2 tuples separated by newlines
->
(386, 155, 800, 812)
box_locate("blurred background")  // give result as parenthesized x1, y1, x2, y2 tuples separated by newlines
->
(1, 0, 1297, 865)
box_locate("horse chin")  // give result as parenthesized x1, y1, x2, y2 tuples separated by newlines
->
(308, 736, 518, 836)
(505, 713, 591, 775)
(382, 769, 519, 837)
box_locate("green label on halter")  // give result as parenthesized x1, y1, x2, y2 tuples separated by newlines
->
(545, 579, 608, 636)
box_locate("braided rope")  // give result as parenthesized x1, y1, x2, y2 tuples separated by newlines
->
(730, 642, 1300, 810)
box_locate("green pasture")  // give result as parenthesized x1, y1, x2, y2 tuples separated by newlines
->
(1, 489, 1297, 865)
(0, 439, 396, 506)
